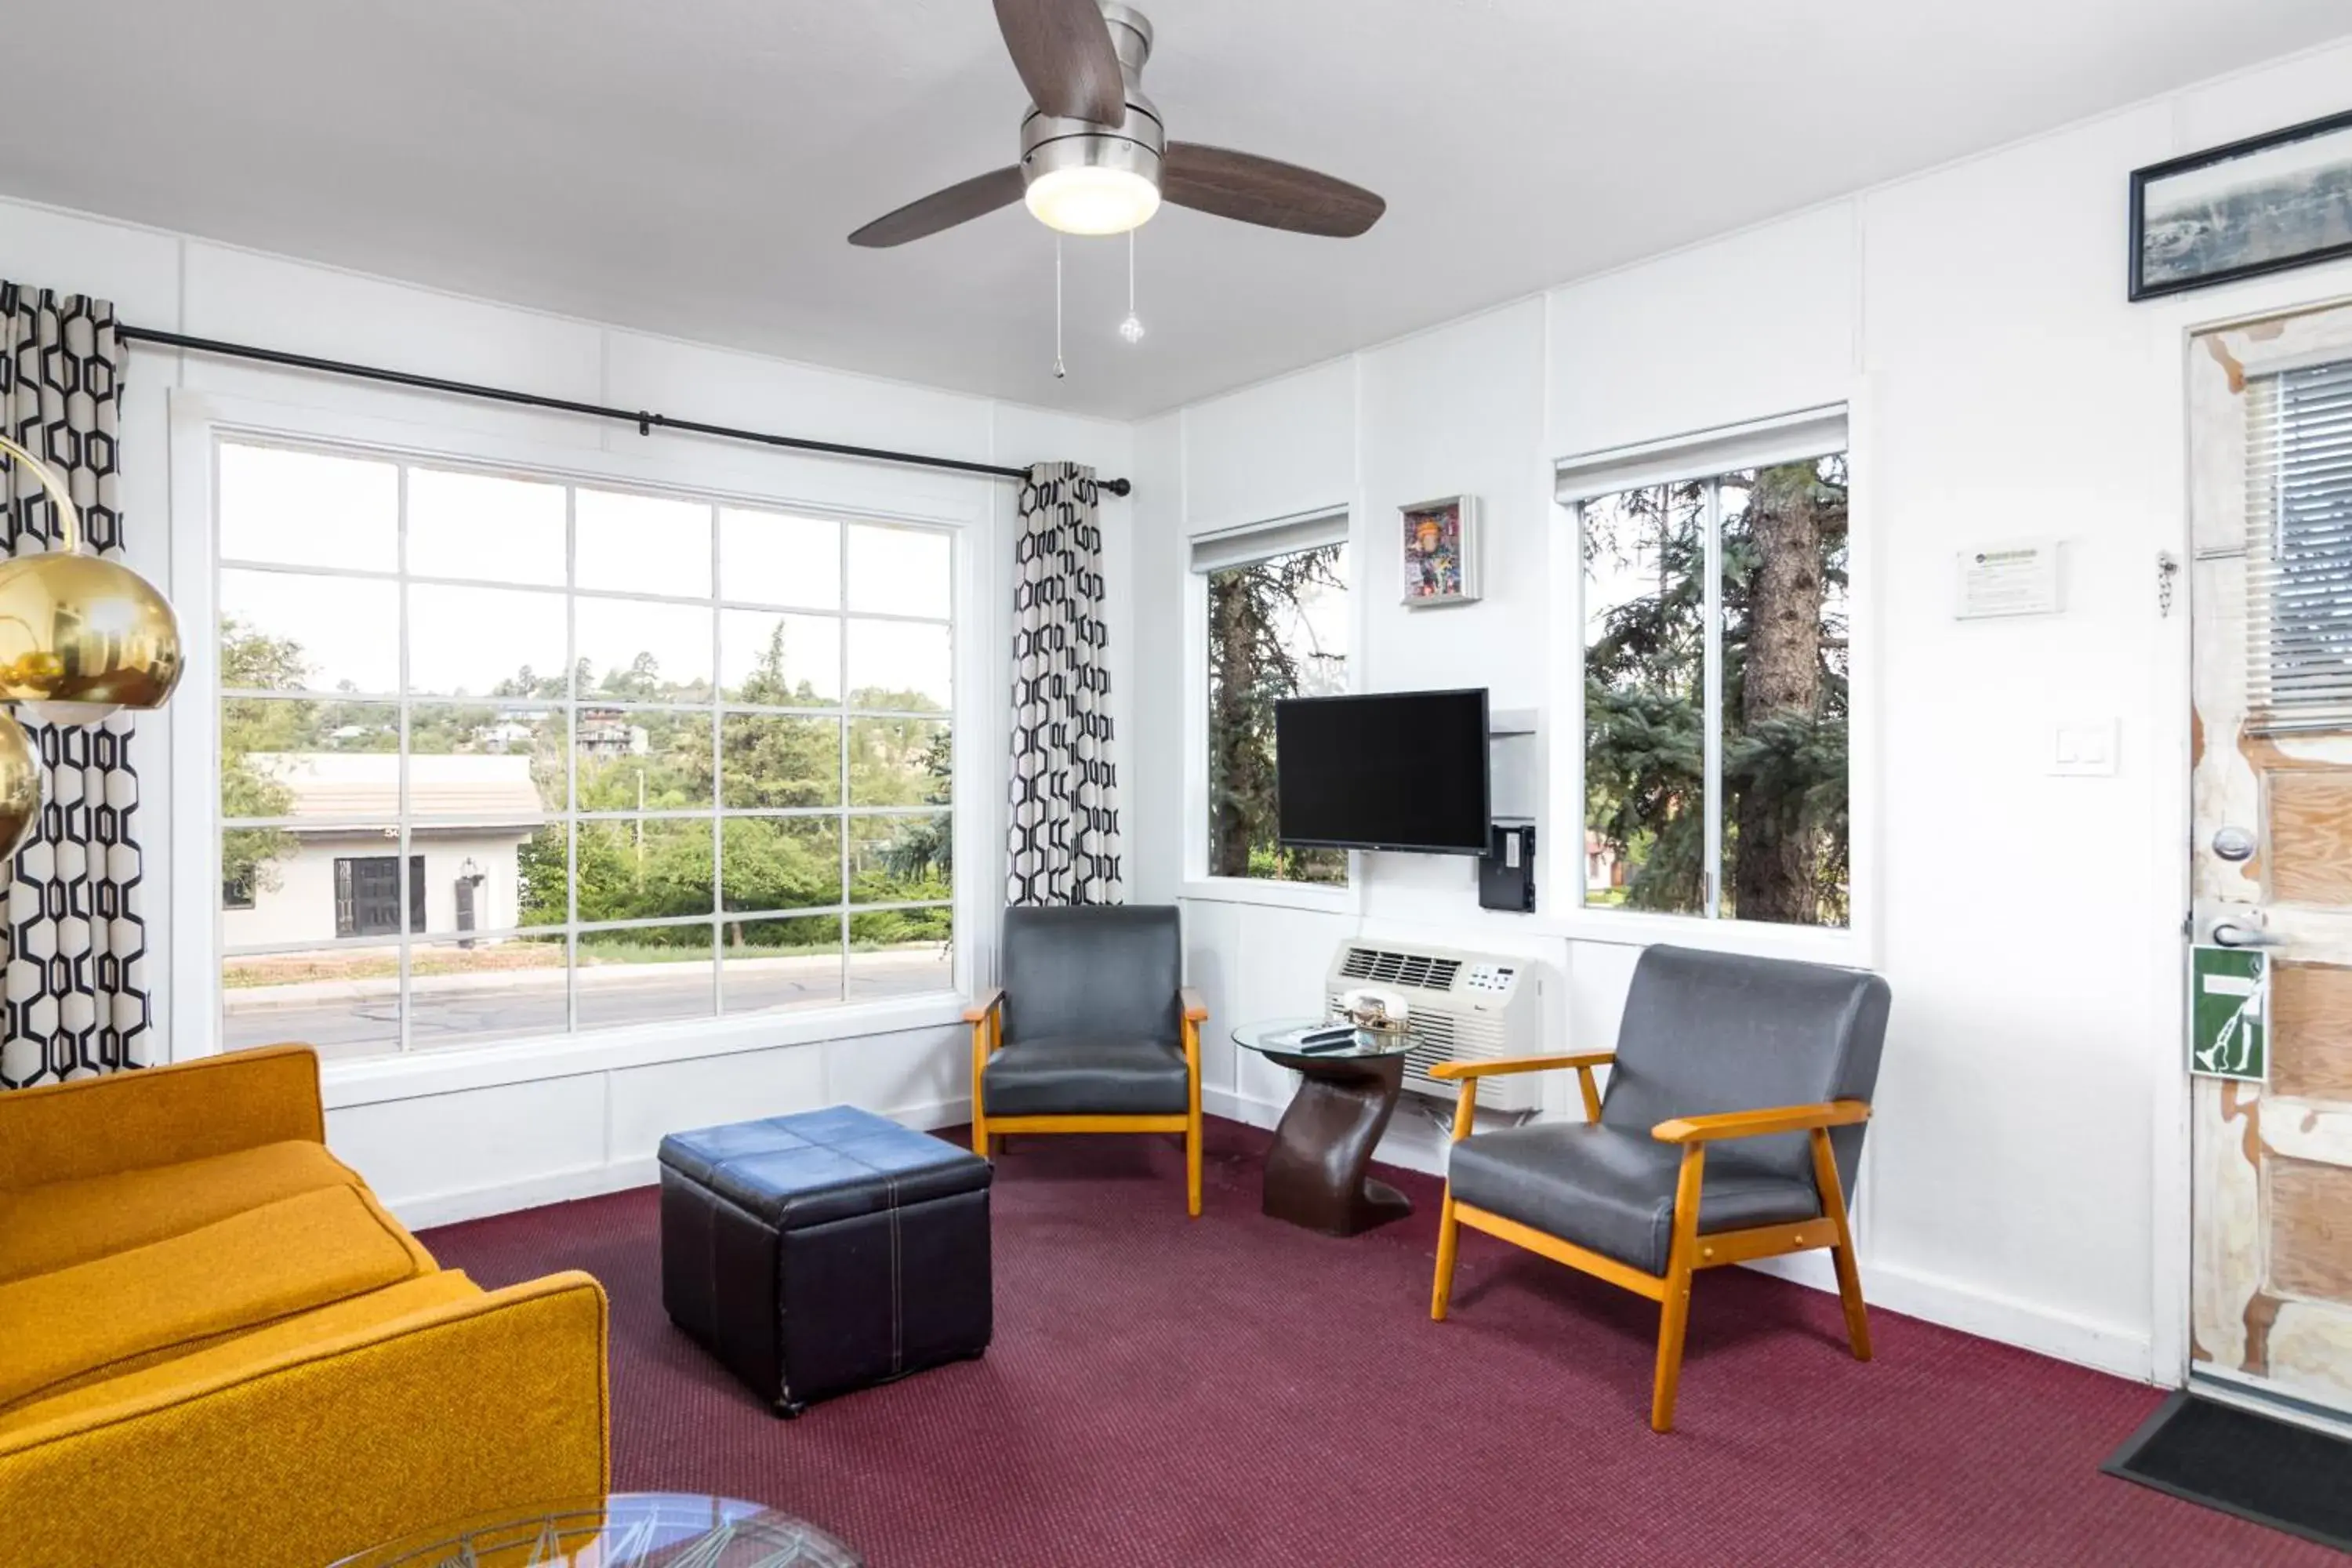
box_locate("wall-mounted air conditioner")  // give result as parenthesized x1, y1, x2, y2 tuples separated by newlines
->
(1322, 940, 1551, 1113)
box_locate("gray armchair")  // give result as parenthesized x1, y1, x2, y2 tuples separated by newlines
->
(964, 906, 1207, 1216)
(1428, 944, 1891, 1432)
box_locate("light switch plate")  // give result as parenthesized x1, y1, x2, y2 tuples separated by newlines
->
(2050, 719, 2118, 776)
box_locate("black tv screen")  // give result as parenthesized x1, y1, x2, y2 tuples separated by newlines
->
(1275, 689, 1490, 855)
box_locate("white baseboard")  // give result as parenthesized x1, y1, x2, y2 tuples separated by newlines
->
(1210, 1086, 2154, 1382)
(1203, 1086, 1284, 1134)
(394, 1158, 659, 1230)
(1853, 1258, 2154, 1382)
(383, 1096, 972, 1232)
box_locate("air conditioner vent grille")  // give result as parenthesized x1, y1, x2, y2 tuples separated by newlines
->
(1321, 995, 1511, 1097)
(1338, 946, 1463, 993)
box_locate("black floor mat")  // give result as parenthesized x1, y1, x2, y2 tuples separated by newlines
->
(2104, 1391, 2352, 1552)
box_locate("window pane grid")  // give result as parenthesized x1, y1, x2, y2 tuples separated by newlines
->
(216, 438, 957, 1060)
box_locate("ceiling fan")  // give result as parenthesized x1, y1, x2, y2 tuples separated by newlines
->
(848, 0, 1386, 247)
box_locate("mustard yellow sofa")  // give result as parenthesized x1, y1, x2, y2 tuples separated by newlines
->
(0, 1045, 610, 1568)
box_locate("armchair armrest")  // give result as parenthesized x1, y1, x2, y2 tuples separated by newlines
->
(0, 1045, 325, 1194)
(1439, 1052, 1615, 1141)
(1651, 1099, 1871, 1145)
(1178, 986, 1209, 1023)
(1430, 1051, 1613, 1081)
(960, 986, 1005, 1025)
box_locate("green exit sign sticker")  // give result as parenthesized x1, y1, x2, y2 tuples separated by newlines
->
(2190, 945, 2268, 1084)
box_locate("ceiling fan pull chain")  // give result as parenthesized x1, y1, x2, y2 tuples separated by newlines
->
(1052, 234, 1067, 379)
(1120, 229, 1145, 345)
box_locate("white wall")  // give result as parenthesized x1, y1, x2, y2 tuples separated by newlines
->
(0, 195, 1131, 1224)
(1130, 36, 2352, 1382)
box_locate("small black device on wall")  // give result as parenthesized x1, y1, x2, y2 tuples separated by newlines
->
(1479, 824, 1536, 913)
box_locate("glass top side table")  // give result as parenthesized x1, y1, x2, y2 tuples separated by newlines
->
(1233, 1017, 1417, 1236)
(329, 1492, 863, 1567)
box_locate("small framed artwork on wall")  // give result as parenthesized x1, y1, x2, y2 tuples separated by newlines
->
(1399, 495, 1479, 608)
(2129, 107, 2352, 300)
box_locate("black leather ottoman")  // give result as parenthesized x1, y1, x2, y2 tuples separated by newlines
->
(657, 1105, 992, 1417)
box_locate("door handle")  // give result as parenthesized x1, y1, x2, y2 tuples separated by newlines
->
(2211, 922, 2286, 949)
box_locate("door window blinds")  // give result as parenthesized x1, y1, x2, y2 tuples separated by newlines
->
(2249, 356, 2352, 732)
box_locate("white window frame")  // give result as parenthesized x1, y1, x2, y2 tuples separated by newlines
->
(1181, 505, 1363, 914)
(1547, 402, 1874, 963)
(166, 389, 998, 1099)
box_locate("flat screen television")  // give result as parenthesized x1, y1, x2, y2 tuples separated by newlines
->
(1274, 688, 1490, 855)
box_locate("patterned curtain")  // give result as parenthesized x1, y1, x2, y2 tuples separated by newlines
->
(0, 283, 152, 1088)
(1006, 463, 1123, 906)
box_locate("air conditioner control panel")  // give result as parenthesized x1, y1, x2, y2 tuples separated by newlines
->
(1464, 962, 1518, 996)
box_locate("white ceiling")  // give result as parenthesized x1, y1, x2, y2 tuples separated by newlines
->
(5, 2, 2347, 418)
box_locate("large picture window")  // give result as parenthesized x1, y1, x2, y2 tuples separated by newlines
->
(1577, 446, 1849, 927)
(1195, 517, 1350, 884)
(215, 438, 956, 1059)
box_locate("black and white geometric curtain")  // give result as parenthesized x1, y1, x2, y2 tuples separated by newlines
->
(0, 283, 152, 1088)
(1007, 462, 1123, 906)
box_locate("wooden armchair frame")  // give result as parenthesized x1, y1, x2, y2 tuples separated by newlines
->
(965, 985, 1208, 1218)
(1428, 1053, 1871, 1432)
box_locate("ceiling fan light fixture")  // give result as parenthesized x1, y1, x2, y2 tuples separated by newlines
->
(1024, 164, 1160, 235)
(847, 3, 1385, 249)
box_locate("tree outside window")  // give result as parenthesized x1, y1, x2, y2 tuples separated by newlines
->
(1581, 456, 1848, 927)
(1206, 542, 1348, 884)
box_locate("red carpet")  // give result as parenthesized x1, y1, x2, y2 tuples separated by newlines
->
(422, 1119, 2328, 1566)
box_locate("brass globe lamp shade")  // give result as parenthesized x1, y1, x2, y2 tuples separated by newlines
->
(0, 714, 38, 862)
(0, 433, 184, 724)
(0, 434, 186, 858)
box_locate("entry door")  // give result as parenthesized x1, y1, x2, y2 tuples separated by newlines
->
(333, 854, 426, 938)
(2188, 303, 2352, 1417)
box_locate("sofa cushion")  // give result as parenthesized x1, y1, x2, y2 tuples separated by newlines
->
(0, 1184, 434, 1410)
(982, 1034, 1191, 1116)
(0, 1270, 484, 1440)
(0, 1139, 365, 1284)
(0, 1044, 325, 1193)
(1447, 1121, 1821, 1276)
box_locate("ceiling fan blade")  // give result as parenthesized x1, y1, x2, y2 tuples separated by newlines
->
(993, 0, 1127, 126)
(1160, 143, 1386, 238)
(848, 167, 1027, 248)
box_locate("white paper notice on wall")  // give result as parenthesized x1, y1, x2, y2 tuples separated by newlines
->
(1955, 539, 2060, 619)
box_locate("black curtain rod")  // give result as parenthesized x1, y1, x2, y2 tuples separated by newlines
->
(117, 325, 1133, 497)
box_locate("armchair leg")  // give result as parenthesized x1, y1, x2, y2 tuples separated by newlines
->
(970, 1014, 994, 1159)
(1829, 1239, 1871, 1362)
(1650, 1145, 1706, 1433)
(1185, 1112, 1202, 1218)
(1431, 1189, 1461, 1321)
(1812, 1129, 1872, 1362)
(1183, 1014, 1204, 1219)
(1651, 1268, 1693, 1434)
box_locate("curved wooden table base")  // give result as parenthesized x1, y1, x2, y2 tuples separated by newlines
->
(1258, 1049, 1412, 1236)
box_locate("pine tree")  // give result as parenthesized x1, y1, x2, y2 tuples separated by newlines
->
(1583, 459, 1848, 924)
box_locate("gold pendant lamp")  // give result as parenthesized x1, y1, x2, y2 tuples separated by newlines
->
(0, 434, 185, 858)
